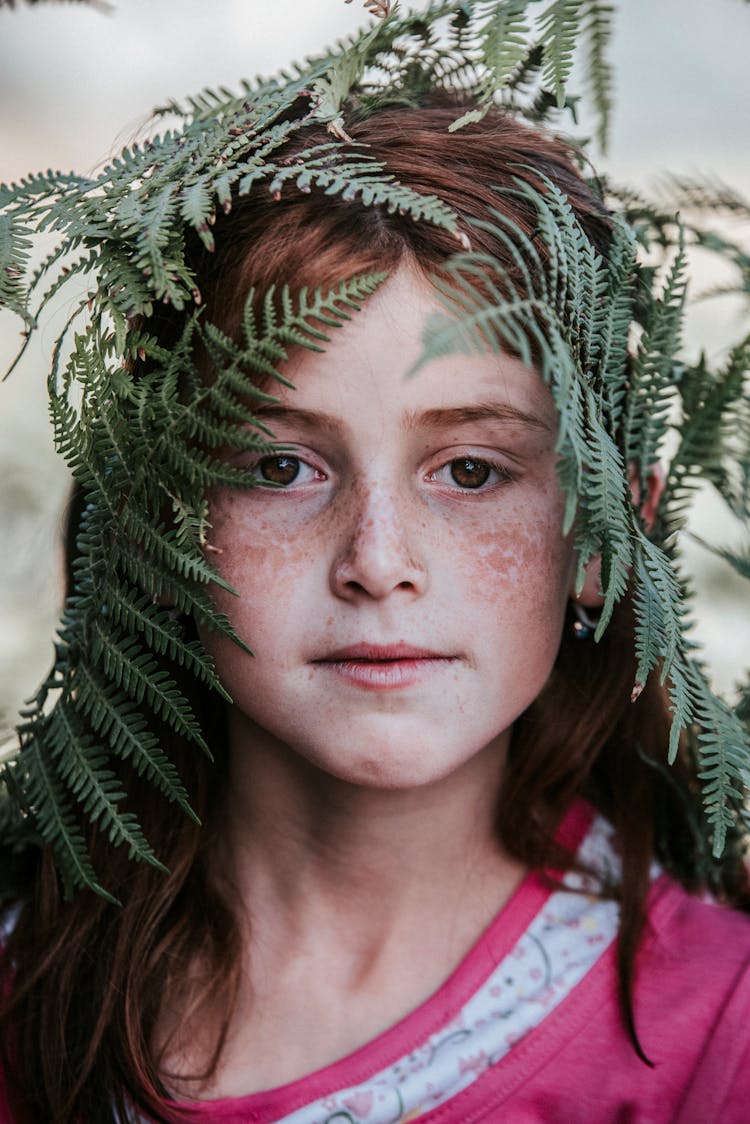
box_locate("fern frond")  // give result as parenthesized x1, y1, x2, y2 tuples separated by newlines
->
(695, 688, 750, 856)
(0, 213, 33, 324)
(664, 175, 750, 220)
(47, 702, 166, 871)
(596, 217, 636, 429)
(624, 232, 688, 488)
(690, 535, 750, 583)
(75, 663, 200, 818)
(538, 0, 581, 110)
(89, 622, 208, 753)
(110, 548, 243, 640)
(666, 339, 750, 528)
(4, 741, 113, 900)
(632, 533, 686, 687)
(179, 178, 216, 252)
(96, 583, 229, 696)
(449, 0, 531, 129)
(576, 413, 631, 634)
(582, 0, 614, 150)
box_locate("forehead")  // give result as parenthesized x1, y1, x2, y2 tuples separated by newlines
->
(276, 267, 558, 432)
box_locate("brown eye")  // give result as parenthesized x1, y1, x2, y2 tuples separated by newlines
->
(449, 457, 492, 489)
(258, 455, 300, 485)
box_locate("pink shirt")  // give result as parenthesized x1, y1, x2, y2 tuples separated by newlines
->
(3, 804, 750, 1122)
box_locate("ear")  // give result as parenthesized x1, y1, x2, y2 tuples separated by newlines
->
(628, 460, 665, 534)
(568, 461, 666, 608)
(571, 553, 604, 608)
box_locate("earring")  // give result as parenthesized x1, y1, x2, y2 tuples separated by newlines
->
(571, 600, 599, 640)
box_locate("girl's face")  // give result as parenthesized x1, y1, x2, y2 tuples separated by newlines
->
(201, 269, 577, 790)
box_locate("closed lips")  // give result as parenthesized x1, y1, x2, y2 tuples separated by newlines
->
(314, 644, 454, 662)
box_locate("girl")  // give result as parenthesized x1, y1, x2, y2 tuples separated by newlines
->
(2, 6, 750, 1122)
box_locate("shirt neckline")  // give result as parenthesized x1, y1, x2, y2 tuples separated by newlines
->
(173, 799, 594, 1120)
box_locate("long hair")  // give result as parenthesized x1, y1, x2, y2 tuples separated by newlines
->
(2, 100, 747, 1123)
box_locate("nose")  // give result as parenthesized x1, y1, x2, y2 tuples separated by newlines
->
(330, 480, 427, 602)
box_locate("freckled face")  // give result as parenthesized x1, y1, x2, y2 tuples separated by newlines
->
(201, 269, 577, 790)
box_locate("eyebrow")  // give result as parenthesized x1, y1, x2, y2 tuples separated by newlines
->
(405, 401, 552, 433)
(253, 400, 551, 434)
(252, 404, 343, 434)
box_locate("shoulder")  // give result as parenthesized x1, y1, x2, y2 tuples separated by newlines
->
(577, 807, 750, 975)
(641, 873, 750, 1015)
(589, 816, 750, 1041)
(588, 804, 750, 1012)
(644, 871, 750, 971)
(569, 814, 750, 1112)
(629, 876, 750, 1120)
(631, 867, 750, 1048)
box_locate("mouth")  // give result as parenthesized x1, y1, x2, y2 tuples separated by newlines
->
(312, 643, 458, 690)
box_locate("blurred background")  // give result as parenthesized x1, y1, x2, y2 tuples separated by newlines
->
(1, 0, 749, 732)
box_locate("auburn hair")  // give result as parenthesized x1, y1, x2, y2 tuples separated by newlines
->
(2, 99, 747, 1123)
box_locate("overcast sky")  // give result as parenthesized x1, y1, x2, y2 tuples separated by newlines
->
(1, 0, 748, 184)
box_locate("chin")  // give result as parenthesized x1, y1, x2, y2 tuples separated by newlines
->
(307, 736, 483, 792)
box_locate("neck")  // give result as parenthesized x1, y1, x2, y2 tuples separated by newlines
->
(222, 711, 523, 963)
(158, 713, 527, 1097)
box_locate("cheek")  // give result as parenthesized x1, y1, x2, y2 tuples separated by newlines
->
(471, 531, 546, 594)
(199, 507, 314, 679)
(439, 500, 573, 611)
(207, 497, 319, 604)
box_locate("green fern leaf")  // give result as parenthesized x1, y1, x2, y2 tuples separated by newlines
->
(582, 0, 614, 149)
(89, 622, 209, 753)
(75, 662, 200, 818)
(5, 741, 114, 901)
(538, 0, 581, 109)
